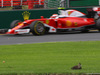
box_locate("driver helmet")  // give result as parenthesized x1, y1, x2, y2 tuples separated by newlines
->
(50, 14, 58, 19)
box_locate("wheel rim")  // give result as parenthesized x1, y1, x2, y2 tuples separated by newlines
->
(36, 23, 44, 33)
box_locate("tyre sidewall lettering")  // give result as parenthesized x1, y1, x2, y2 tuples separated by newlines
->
(34, 23, 40, 35)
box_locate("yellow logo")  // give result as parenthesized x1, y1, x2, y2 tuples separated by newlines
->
(22, 11, 31, 20)
(46, 20, 49, 24)
(68, 11, 74, 16)
(66, 21, 72, 26)
(74, 22, 78, 27)
(68, 11, 71, 16)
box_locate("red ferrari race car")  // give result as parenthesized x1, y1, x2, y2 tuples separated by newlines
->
(1, 7, 100, 35)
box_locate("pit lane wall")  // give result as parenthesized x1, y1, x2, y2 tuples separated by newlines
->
(0, 8, 87, 29)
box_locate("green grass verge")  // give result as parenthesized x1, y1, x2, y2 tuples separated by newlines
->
(0, 41, 100, 74)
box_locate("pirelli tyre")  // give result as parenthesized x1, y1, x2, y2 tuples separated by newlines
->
(10, 20, 21, 29)
(96, 18, 100, 31)
(30, 21, 46, 35)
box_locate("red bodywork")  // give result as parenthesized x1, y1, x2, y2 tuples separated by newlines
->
(6, 9, 98, 35)
(6, 17, 95, 34)
(42, 17, 95, 29)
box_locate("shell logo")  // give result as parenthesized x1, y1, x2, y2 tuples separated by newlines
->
(66, 21, 72, 26)
(46, 20, 49, 24)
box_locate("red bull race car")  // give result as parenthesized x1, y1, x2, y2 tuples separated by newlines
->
(1, 7, 100, 35)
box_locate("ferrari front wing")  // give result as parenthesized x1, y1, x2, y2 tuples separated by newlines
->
(7, 29, 30, 34)
(0, 29, 30, 34)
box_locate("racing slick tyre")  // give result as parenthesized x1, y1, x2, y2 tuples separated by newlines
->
(10, 20, 21, 29)
(30, 21, 46, 35)
(96, 18, 100, 31)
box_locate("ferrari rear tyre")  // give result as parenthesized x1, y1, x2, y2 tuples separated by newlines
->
(30, 21, 45, 35)
(96, 18, 100, 30)
(10, 20, 21, 29)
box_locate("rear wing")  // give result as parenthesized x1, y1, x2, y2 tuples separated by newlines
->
(86, 7, 100, 19)
(93, 7, 100, 16)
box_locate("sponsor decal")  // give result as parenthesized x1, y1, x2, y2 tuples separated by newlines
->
(68, 11, 71, 16)
(49, 27, 56, 32)
(15, 29, 30, 34)
(74, 22, 78, 27)
(52, 28, 55, 31)
(46, 20, 49, 24)
(66, 21, 72, 26)
(68, 11, 74, 16)
(22, 11, 31, 20)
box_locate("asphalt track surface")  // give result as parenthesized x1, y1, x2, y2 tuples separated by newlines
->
(0, 31, 100, 45)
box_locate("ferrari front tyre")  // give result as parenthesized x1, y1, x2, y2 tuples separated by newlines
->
(30, 21, 45, 35)
(10, 20, 21, 29)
